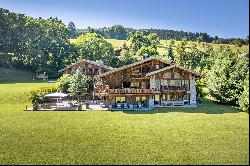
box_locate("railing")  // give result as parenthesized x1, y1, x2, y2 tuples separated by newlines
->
(107, 88, 154, 94)
(85, 71, 99, 75)
(161, 86, 188, 92)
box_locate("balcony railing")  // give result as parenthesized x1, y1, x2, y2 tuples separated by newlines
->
(108, 88, 154, 94)
(95, 86, 189, 95)
(161, 86, 188, 92)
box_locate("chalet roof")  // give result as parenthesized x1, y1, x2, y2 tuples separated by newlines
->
(96, 56, 170, 78)
(61, 59, 114, 72)
(145, 64, 201, 77)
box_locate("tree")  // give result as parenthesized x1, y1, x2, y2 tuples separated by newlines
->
(175, 38, 188, 66)
(68, 68, 92, 96)
(68, 21, 77, 38)
(128, 30, 160, 52)
(206, 47, 248, 105)
(74, 32, 116, 67)
(57, 74, 72, 93)
(107, 25, 128, 39)
(166, 40, 175, 63)
(128, 30, 160, 60)
(136, 46, 159, 57)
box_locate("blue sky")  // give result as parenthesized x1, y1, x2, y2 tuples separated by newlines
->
(0, 0, 249, 38)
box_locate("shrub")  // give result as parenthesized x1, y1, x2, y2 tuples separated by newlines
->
(30, 86, 58, 105)
(238, 72, 249, 113)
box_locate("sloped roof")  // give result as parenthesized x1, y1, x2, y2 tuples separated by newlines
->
(61, 59, 114, 72)
(145, 64, 201, 77)
(96, 56, 170, 78)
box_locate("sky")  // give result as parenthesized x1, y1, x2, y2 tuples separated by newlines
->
(0, 0, 249, 38)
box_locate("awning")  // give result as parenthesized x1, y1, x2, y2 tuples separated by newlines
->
(44, 92, 68, 97)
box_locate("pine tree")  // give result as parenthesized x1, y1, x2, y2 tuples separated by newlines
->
(68, 21, 77, 38)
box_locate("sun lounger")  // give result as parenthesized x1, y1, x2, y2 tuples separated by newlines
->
(123, 103, 128, 109)
(117, 103, 121, 109)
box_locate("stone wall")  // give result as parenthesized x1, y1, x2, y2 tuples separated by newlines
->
(189, 78, 197, 106)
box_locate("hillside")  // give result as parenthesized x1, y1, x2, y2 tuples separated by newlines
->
(105, 39, 249, 56)
(0, 68, 34, 83)
(70, 38, 248, 56)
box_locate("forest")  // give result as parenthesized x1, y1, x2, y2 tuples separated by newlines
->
(0, 8, 249, 112)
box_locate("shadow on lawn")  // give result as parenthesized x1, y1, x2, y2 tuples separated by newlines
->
(114, 101, 242, 115)
(0, 80, 55, 84)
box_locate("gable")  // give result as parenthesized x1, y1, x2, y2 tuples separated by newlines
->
(96, 56, 170, 78)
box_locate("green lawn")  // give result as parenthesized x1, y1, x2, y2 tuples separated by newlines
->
(0, 71, 249, 164)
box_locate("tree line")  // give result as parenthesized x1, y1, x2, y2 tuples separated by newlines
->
(73, 24, 249, 45)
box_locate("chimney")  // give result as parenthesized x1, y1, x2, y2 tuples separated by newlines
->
(97, 59, 104, 65)
(142, 53, 149, 60)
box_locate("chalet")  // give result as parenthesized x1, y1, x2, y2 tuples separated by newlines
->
(61, 59, 114, 77)
(94, 56, 200, 110)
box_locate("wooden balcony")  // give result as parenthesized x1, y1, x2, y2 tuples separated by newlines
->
(161, 86, 188, 93)
(107, 88, 154, 94)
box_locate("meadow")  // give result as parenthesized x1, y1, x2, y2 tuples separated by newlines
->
(105, 39, 249, 56)
(0, 68, 248, 165)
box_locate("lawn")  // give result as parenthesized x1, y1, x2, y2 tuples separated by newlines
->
(0, 71, 249, 164)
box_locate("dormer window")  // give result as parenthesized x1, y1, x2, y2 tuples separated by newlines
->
(87, 68, 93, 74)
(155, 65, 159, 69)
(94, 68, 99, 74)
(163, 72, 171, 78)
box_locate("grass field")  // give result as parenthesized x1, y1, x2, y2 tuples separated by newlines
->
(105, 39, 249, 56)
(0, 69, 249, 164)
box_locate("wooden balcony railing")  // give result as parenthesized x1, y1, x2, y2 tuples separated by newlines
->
(107, 88, 154, 94)
(161, 86, 188, 92)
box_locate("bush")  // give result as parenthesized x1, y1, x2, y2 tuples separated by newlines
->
(30, 86, 58, 105)
(238, 72, 249, 113)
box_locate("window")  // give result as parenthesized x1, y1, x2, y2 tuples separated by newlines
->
(136, 97, 140, 101)
(163, 72, 171, 78)
(184, 94, 189, 100)
(162, 95, 165, 100)
(169, 80, 181, 86)
(132, 69, 140, 74)
(161, 80, 168, 86)
(142, 97, 146, 101)
(87, 68, 93, 74)
(131, 82, 140, 88)
(178, 94, 183, 100)
(94, 68, 99, 74)
(155, 95, 160, 101)
(167, 94, 172, 100)
(116, 97, 126, 103)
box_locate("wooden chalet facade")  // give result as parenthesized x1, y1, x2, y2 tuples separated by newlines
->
(94, 56, 200, 109)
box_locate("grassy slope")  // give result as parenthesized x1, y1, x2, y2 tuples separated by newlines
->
(105, 39, 249, 56)
(0, 69, 249, 164)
